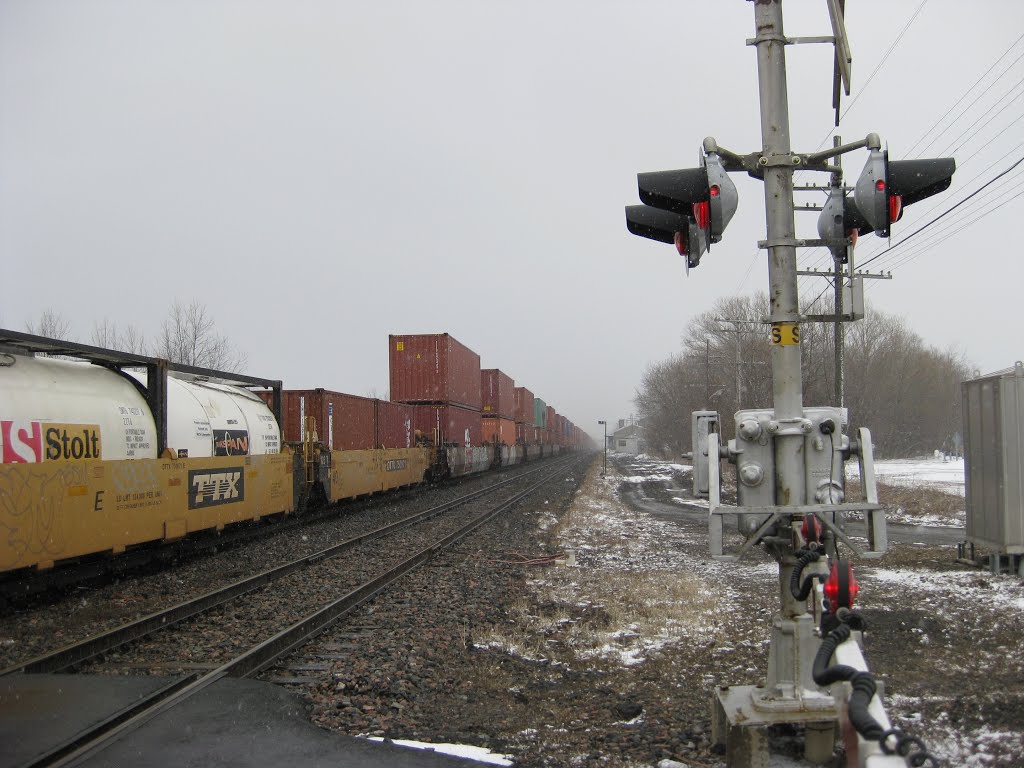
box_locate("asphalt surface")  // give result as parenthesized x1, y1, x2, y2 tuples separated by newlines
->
(2, 674, 503, 768)
(618, 478, 966, 548)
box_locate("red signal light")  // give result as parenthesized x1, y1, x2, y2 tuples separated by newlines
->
(875, 179, 886, 192)
(710, 184, 721, 197)
(801, 514, 824, 545)
(692, 201, 710, 230)
(674, 230, 687, 257)
(889, 194, 903, 223)
(824, 560, 859, 610)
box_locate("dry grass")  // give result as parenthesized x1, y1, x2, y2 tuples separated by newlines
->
(477, 460, 721, 664)
(847, 478, 964, 519)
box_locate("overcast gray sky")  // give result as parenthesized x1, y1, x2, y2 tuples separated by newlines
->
(2, 0, 1021, 441)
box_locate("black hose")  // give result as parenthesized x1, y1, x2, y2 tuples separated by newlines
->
(848, 672, 884, 741)
(789, 548, 822, 601)
(815, 619, 942, 766)
(813, 623, 859, 686)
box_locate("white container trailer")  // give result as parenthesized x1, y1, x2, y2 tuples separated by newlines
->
(962, 362, 1024, 567)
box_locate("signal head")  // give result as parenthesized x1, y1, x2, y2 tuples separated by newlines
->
(854, 149, 956, 238)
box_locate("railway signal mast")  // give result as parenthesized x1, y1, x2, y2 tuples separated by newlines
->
(625, 1, 955, 765)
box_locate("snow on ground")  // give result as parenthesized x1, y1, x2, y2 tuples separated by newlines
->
(525, 452, 1019, 766)
(847, 455, 967, 497)
(363, 737, 513, 765)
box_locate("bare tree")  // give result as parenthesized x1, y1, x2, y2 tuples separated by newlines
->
(89, 318, 148, 354)
(90, 318, 120, 349)
(156, 300, 247, 372)
(635, 293, 971, 459)
(26, 309, 73, 340)
(119, 324, 148, 355)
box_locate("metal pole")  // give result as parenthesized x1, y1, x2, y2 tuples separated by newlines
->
(744, 7, 837, 764)
(735, 330, 742, 411)
(832, 136, 845, 408)
(754, 0, 804, 503)
(705, 338, 711, 406)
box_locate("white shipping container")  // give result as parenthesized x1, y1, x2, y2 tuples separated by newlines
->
(1, 355, 157, 462)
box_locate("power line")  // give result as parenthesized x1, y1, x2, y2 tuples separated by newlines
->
(939, 77, 1024, 157)
(858, 154, 1024, 269)
(853, 156, 1024, 269)
(801, 35, 1024, 279)
(854, 137, 1024, 266)
(908, 37, 1024, 158)
(838, 0, 930, 123)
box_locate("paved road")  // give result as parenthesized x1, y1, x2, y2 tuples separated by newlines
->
(620, 485, 965, 548)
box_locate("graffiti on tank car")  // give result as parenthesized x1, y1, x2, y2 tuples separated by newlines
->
(384, 459, 408, 472)
(214, 430, 249, 456)
(2, 421, 102, 463)
(188, 468, 244, 509)
(0, 463, 86, 568)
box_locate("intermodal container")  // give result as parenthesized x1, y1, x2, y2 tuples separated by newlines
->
(534, 398, 547, 429)
(546, 406, 556, 434)
(482, 416, 517, 446)
(412, 404, 482, 447)
(514, 387, 535, 426)
(481, 369, 515, 419)
(389, 333, 482, 411)
(516, 423, 531, 445)
(281, 390, 376, 451)
(376, 400, 415, 449)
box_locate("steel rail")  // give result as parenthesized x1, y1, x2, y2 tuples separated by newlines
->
(32, 455, 584, 768)
(2, 456, 576, 677)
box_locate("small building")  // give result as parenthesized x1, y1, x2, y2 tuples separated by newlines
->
(611, 422, 645, 455)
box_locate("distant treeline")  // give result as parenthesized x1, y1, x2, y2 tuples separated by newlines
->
(635, 294, 969, 459)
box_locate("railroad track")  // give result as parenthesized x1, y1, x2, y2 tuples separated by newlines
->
(2, 455, 583, 768)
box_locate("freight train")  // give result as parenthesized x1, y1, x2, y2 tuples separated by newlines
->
(0, 329, 587, 599)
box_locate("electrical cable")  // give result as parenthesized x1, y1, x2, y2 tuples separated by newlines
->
(938, 77, 1024, 158)
(858, 164, 1024, 272)
(904, 32, 1024, 159)
(838, 0, 930, 124)
(813, 620, 941, 767)
(858, 154, 1024, 269)
(801, 36, 1024, 279)
(733, 250, 762, 295)
(851, 138, 1024, 271)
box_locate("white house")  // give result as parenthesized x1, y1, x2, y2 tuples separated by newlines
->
(610, 422, 645, 455)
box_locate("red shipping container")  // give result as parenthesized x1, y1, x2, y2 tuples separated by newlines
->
(514, 386, 535, 426)
(481, 369, 515, 419)
(389, 334, 482, 410)
(516, 423, 528, 445)
(546, 406, 556, 434)
(482, 416, 517, 446)
(376, 400, 415, 449)
(411, 404, 482, 447)
(281, 390, 376, 450)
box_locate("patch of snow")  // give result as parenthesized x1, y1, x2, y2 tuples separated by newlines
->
(363, 737, 513, 765)
(848, 456, 966, 497)
(861, 567, 1024, 609)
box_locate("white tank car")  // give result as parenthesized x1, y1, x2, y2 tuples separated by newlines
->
(0, 354, 281, 463)
(128, 371, 281, 459)
(1, 354, 157, 462)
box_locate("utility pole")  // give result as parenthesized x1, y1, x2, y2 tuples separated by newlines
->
(755, 0, 804, 515)
(832, 135, 846, 408)
(714, 319, 763, 412)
